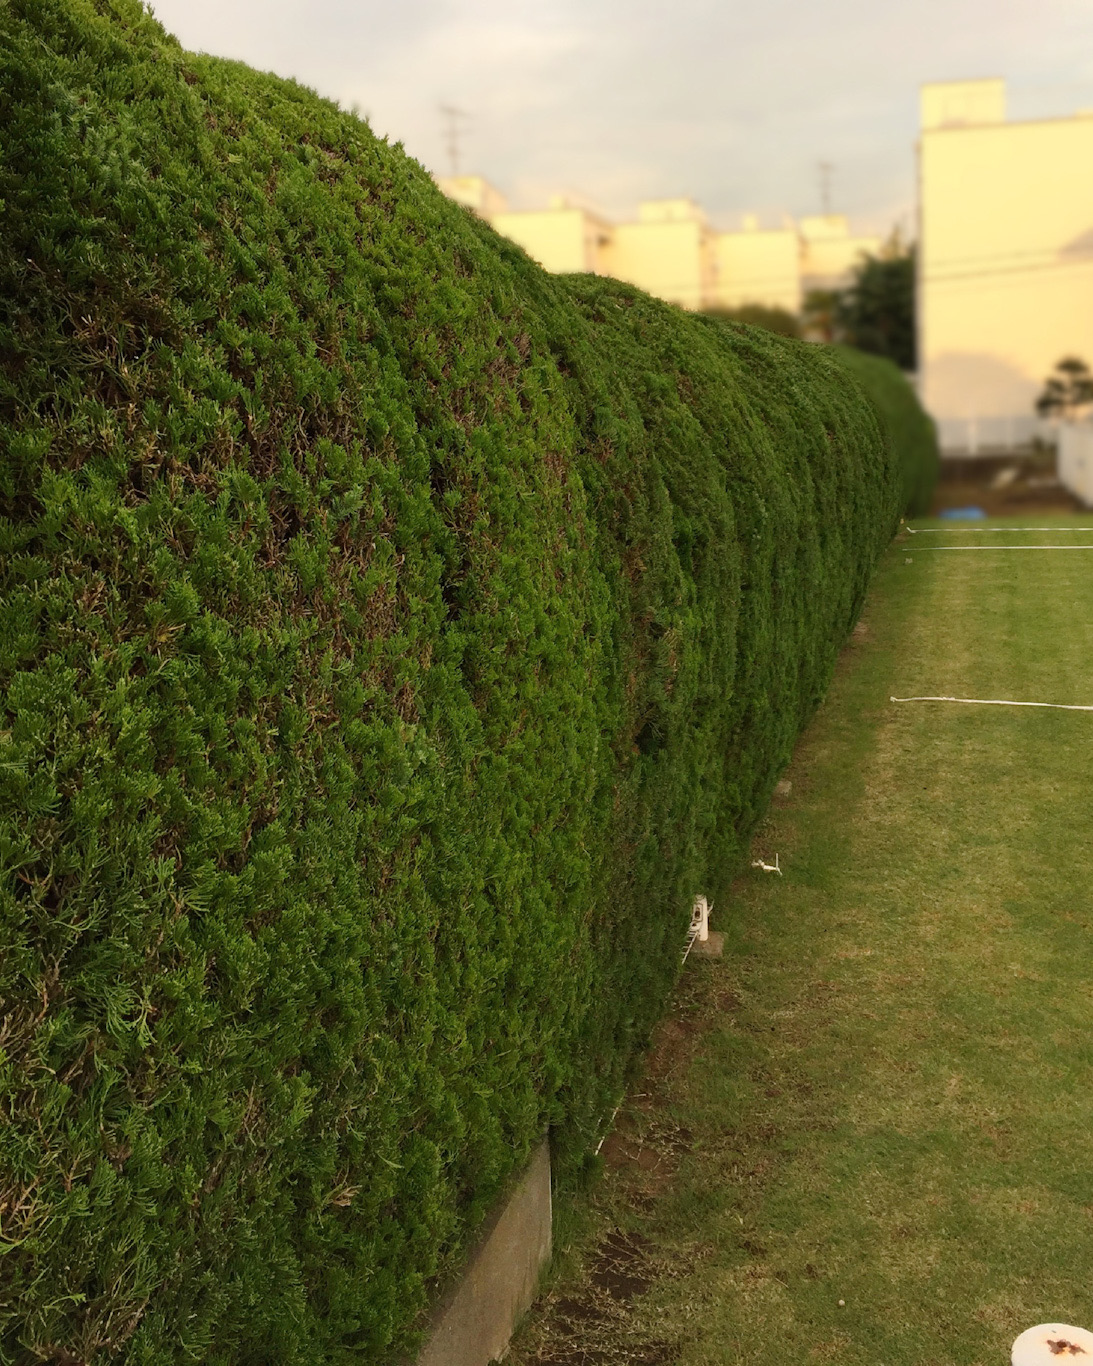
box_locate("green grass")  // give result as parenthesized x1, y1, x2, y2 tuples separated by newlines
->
(510, 515, 1093, 1366)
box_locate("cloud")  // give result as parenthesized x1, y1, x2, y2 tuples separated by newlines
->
(148, 0, 1093, 232)
(340, 5, 594, 163)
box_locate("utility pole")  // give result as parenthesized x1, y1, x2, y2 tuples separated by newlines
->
(818, 160, 834, 216)
(439, 104, 469, 176)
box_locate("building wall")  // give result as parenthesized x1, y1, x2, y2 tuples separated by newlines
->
(1058, 421, 1093, 507)
(491, 207, 612, 274)
(604, 202, 714, 311)
(919, 80, 1093, 426)
(714, 226, 800, 312)
(435, 175, 509, 219)
(798, 215, 881, 292)
(435, 183, 882, 319)
(920, 77, 1005, 133)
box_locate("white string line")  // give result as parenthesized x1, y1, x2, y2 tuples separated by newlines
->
(909, 545, 1093, 550)
(594, 1103, 622, 1156)
(907, 527, 1093, 534)
(891, 695, 1093, 711)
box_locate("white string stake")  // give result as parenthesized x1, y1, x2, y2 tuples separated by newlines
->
(682, 894, 711, 963)
(891, 694, 1093, 712)
(751, 854, 782, 874)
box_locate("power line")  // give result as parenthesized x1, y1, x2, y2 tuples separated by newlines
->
(922, 250, 1093, 285)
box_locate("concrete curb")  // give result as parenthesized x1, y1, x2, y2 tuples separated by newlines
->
(415, 1140, 552, 1366)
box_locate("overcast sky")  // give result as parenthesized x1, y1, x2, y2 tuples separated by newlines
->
(148, 0, 1093, 236)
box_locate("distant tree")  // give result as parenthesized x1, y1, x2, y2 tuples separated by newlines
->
(1035, 356, 1093, 418)
(704, 303, 801, 338)
(801, 288, 842, 344)
(718, 232, 916, 364)
(834, 237, 916, 371)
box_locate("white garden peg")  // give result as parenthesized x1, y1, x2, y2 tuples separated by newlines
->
(1012, 1324, 1093, 1364)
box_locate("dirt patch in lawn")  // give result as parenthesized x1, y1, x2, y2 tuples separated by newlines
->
(514, 993, 717, 1365)
(931, 453, 1083, 517)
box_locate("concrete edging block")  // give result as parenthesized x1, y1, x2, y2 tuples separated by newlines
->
(414, 1139, 552, 1366)
(692, 930, 724, 957)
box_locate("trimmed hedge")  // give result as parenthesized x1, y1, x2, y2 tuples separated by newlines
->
(1, 3, 911, 1360)
(833, 345, 939, 517)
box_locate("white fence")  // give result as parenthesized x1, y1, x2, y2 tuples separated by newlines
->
(937, 414, 1056, 456)
(1057, 421, 1093, 507)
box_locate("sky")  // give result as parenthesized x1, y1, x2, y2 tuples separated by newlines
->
(147, 0, 1093, 237)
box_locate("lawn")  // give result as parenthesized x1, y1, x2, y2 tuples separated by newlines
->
(508, 516, 1093, 1366)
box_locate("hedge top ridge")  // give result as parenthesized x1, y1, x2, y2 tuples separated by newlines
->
(832, 344, 939, 518)
(1, 2, 907, 1361)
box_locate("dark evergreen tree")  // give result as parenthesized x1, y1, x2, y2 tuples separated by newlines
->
(835, 243, 916, 371)
(1036, 356, 1093, 417)
(801, 287, 842, 344)
(702, 303, 801, 338)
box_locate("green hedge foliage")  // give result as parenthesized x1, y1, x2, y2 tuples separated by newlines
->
(1, 3, 912, 1360)
(833, 345, 939, 517)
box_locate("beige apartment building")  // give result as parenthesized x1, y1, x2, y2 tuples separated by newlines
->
(436, 175, 876, 316)
(492, 196, 615, 276)
(714, 215, 801, 314)
(918, 78, 1093, 450)
(437, 174, 510, 220)
(798, 215, 881, 293)
(606, 199, 716, 311)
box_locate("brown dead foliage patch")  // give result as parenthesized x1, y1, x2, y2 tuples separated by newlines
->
(512, 983, 727, 1364)
(521, 1229, 676, 1366)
